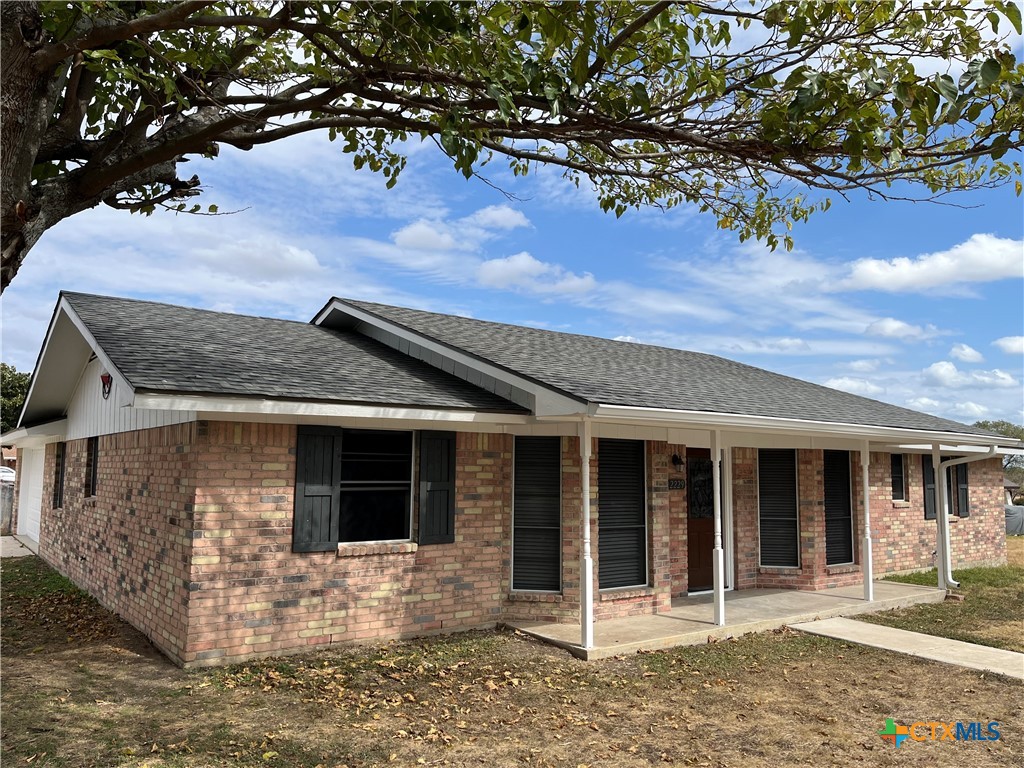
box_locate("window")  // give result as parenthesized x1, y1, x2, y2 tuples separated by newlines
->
(293, 427, 456, 552)
(512, 436, 561, 591)
(923, 456, 970, 519)
(597, 438, 647, 589)
(824, 450, 854, 566)
(890, 454, 907, 501)
(758, 449, 799, 567)
(52, 442, 66, 508)
(84, 436, 99, 497)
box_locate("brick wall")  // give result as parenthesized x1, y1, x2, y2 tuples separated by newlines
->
(183, 425, 510, 667)
(731, 448, 1006, 592)
(38, 424, 198, 664)
(31, 421, 1007, 667)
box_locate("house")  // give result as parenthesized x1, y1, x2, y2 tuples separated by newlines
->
(3, 291, 1014, 667)
(1005, 474, 1021, 505)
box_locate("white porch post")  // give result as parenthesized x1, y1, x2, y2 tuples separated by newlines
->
(860, 442, 874, 602)
(932, 443, 948, 590)
(579, 419, 595, 649)
(711, 429, 726, 626)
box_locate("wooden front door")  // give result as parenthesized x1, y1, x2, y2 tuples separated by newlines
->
(686, 449, 714, 591)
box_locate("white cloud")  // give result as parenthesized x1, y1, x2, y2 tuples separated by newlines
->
(462, 205, 530, 230)
(950, 401, 990, 420)
(476, 251, 595, 295)
(922, 361, 1019, 389)
(846, 358, 882, 373)
(865, 317, 941, 340)
(842, 233, 1024, 293)
(613, 335, 642, 343)
(949, 343, 983, 363)
(824, 376, 883, 396)
(907, 396, 942, 412)
(993, 336, 1024, 355)
(392, 220, 458, 252)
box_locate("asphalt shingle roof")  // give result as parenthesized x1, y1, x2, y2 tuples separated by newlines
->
(62, 292, 524, 412)
(340, 299, 999, 437)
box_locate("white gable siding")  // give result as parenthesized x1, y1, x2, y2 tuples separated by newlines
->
(66, 358, 193, 440)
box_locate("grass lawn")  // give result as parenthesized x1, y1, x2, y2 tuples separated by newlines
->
(2, 556, 1020, 768)
(856, 537, 1024, 652)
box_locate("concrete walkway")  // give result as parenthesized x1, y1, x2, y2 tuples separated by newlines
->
(1, 535, 34, 558)
(791, 617, 1024, 680)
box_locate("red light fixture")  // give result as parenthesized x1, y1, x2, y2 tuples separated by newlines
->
(100, 372, 113, 400)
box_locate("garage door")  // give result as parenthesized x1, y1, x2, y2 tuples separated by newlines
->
(17, 447, 44, 543)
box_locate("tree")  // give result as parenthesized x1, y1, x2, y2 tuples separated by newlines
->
(2, 1, 1022, 292)
(1, 363, 31, 434)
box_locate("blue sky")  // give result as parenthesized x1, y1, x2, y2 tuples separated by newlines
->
(2, 126, 1022, 426)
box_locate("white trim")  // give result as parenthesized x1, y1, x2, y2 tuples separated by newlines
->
(59, 300, 134, 406)
(590, 404, 1011, 447)
(133, 393, 532, 423)
(0, 420, 68, 448)
(317, 300, 586, 417)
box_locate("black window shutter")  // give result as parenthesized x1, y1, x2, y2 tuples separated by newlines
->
(513, 436, 561, 591)
(293, 426, 342, 552)
(758, 449, 799, 567)
(823, 450, 853, 565)
(956, 463, 970, 517)
(923, 455, 937, 520)
(418, 431, 456, 545)
(598, 439, 647, 589)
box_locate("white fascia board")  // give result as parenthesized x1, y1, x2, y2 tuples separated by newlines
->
(878, 443, 1024, 456)
(132, 393, 532, 424)
(59, 298, 135, 406)
(587, 404, 1009, 447)
(316, 300, 586, 417)
(0, 419, 68, 447)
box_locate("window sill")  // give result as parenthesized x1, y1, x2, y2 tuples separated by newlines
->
(891, 501, 910, 508)
(826, 564, 860, 575)
(507, 591, 563, 603)
(336, 542, 417, 558)
(758, 566, 802, 575)
(599, 586, 654, 601)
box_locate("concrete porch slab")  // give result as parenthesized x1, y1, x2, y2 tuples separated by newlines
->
(507, 581, 945, 660)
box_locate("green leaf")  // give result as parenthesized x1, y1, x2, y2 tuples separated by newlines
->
(978, 58, 1001, 87)
(1004, 1, 1023, 34)
(935, 74, 957, 103)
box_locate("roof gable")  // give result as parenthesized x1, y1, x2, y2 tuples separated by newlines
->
(20, 293, 526, 425)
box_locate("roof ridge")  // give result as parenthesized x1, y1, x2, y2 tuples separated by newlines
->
(62, 290, 315, 329)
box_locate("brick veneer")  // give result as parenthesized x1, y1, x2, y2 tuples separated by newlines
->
(184, 425, 510, 666)
(34, 421, 1007, 667)
(39, 424, 198, 663)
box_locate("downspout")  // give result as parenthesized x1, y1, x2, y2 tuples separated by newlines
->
(861, 442, 874, 602)
(937, 447, 998, 590)
(711, 429, 726, 626)
(579, 419, 594, 650)
(931, 443, 949, 591)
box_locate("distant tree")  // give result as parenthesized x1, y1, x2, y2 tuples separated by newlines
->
(2, 1, 1023, 291)
(1, 363, 31, 434)
(975, 420, 1024, 501)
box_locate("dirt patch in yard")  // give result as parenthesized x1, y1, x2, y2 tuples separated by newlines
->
(1007, 535, 1024, 567)
(3, 556, 1021, 767)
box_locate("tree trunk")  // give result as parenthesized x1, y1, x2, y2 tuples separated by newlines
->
(1, 1, 59, 292)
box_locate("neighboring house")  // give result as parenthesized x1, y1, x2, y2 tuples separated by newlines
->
(1006, 475, 1022, 505)
(2, 292, 1015, 667)
(2, 446, 16, 469)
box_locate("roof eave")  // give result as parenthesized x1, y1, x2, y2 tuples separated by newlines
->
(584, 403, 1015, 447)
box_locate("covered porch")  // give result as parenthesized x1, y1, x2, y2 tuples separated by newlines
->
(508, 580, 945, 660)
